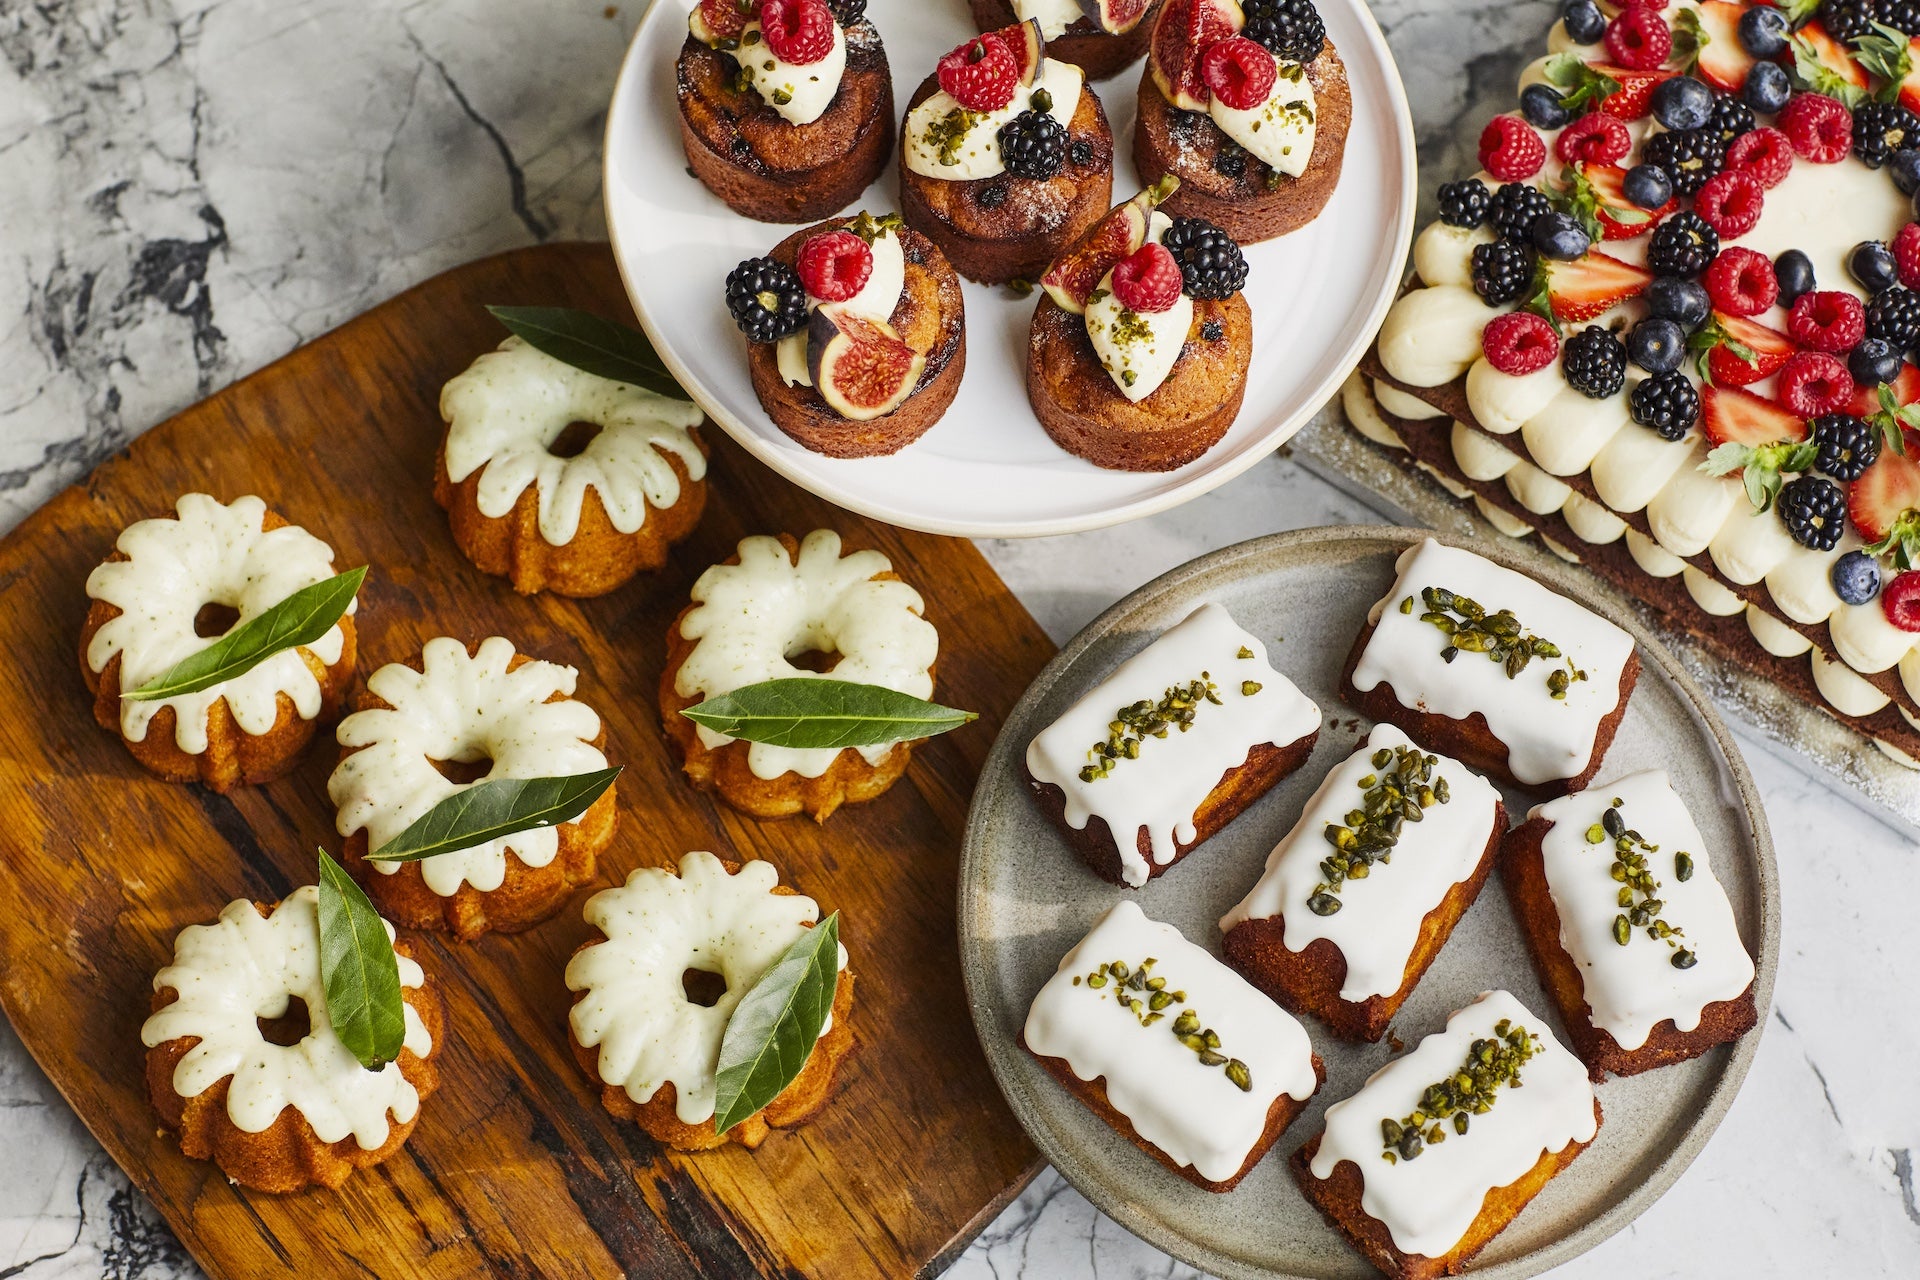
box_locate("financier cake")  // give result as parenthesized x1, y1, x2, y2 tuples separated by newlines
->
(968, 0, 1164, 81)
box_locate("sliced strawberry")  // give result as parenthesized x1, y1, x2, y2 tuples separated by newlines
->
(1701, 313, 1795, 387)
(1545, 250, 1652, 322)
(1850, 439, 1920, 543)
(1690, 2, 1755, 93)
(1796, 19, 1871, 92)
(1701, 383, 1808, 449)
(1592, 63, 1675, 120)
(1852, 362, 1920, 415)
(1900, 37, 1920, 116)
(1585, 163, 1674, 238)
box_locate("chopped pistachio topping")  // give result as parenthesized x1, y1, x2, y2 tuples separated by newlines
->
(1077, 675, 1222, 782)
(1404, 586, 1587, 698)
(1379, 1018, 1538, 1163)
(1237, 645, 1254, 659)
(1596, 798, 1696, 968)
(846, 210, 905, 244)
(1082, 956, 1250, 1091)
(1030, 87, 1053, 113)
(924, 107, 984, 166)
(1309, 745, 1450, 916)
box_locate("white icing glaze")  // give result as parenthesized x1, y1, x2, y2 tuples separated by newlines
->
(1504, 460, 1572, 516)
(732, 19, 848, 127)
(565, 852, 847, 1124)
(903, 57, 1083, 180)
(1646, 446, 1740, 557)
(1561, 493, 1627, 545)
(1343, 373, 1406, 449)
(1373, 379, 1447, 421)
(1625, 528, 1686, 578)
(1352, 540, 1635, 786)
(1209, 56, 1316, 177)
(778, 225, 908, 387)
(140, 886, 430, 1148)
(1589, 425, 1692, 513)
(1411, 221, 1488, 290)
(1529, 771, 1756, 1051)
(329, 637, 606, 897)
(1306, 990, 1597, 1259)
(1708, 502, 1797, 586)
(1811, 645, 1891, 715)
(1465, 361, 1561, 436)
(1220, 724, 1502, 1001)
(85, 493, 351, 754)
(1377, 285, 1490, 387)
(675, 530, 938, 780)
(1451, 422, 1519, 482)
(1475, 496, 1534, 537)
(440, 337, 707, 545)
(1518, 387, 1629, 477)
(1014, 0, 1084, 40)
(1747, 607, 1813, 658)
(1829, 598, 1915, 674)
(1025, 602, 1320, 887)
(1023, 901, 1318, 1182)
(1683, 567, 1747, 617)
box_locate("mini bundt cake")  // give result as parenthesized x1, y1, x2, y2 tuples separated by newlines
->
(80, 492, 357, 792)
(329, 636, 617, 940)
(661, 529, 939, 820)
(967, 0, 1164, 81)
(141, 887, 442, 1193)
(435, 336, 708, 597)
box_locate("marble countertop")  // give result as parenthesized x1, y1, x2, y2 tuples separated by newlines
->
(2, 1, 1915, 1276)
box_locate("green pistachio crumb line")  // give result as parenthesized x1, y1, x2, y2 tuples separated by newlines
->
(1082, 957, 1250, 1092)
(1379, 1019, 1538, 1164)
(1407, 586, 1587, 699)
(1594, 799, 1696, 968)
(1078, 674, 1224, 783)
(1309, 745, 1450, 916)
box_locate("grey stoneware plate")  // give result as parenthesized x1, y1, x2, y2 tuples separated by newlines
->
(958, 525, 1780, 1280)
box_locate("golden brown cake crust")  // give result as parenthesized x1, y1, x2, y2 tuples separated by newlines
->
(744, 219, 967, 458)
(1026, 290, 1253, 471)
(1501, 815, 1759, 1080)
(431, 430, 707, 598)
(335, 641, 618, 940)
(898, 73, 1115, 284)
(1026, 731, 1319, 885)
(1132, 38, 1352, 243)
(1022, 1029, 1323, 1191)
(145, 922, 443, 1194)
(1221, 798, 1507, 1042)
(659, 533, 930, 822)
(676, 24, 896, 222)
(1292, 1100, 1602, 1280)
(1337, 617, 1640, 800)
(966, 0, 1165, 80)
(78, 508, 357, 794)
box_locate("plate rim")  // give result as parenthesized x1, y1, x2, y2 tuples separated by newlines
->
(956, 523, 1781, 1280)
(600, 0, 1419, 539)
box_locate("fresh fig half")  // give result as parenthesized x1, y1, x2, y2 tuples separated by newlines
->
(1149, 0, 1246, 112)
(1039, 177, 1180, 314)
(987, 19, 1047, 88)
(808, 308, 926, 421)
(1077, 0, 1154, 36)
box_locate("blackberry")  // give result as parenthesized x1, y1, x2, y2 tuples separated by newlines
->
(1471, 241, 1537, 306)
(1810, 413, 1880, 481)
(1630, 369, 1701, 440)
(1867, 285, 1920, 347)
(724, 256, 807, 344)
(1161, 217, 1250, 300)
(1214, 140, 1248, 179)
(1563, 325, 1628, 399)
(1489, 182, 1553, 244)
(1242, 0, 1327, 64)
(1778, 475, 1848, 551)
(827, 0, 866, 23)
(1821, 0, 1878, 42)
(998, 110, 1068, 180)
(1647, 211, 1721, 278)
(1642, 128, 1724, 198)
(1707, 93, 1754, 142)
(1853, 102, 1920, 170)
(1880, 0, 1920, 36)
(1437, 178, 1492, 229)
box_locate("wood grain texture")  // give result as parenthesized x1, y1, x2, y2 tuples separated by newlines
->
(0, 243, 1050, 1280)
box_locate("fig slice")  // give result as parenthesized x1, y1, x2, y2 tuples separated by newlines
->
(807, 308, 926, 421)
(1149, 0, 1246, 112)
(987, 19, 1047, 89)
(1078, 0, 1154, 36)
(1039, 177, 1180, 315)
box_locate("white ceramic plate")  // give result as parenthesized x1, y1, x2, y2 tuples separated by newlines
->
(603, 0, 1416, 537)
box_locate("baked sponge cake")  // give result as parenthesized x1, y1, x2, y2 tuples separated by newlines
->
(1220, 723, 1506, 1043)
(1023, 900, 1323, 1191)
(967, 0, 1164, 81)
(1293, 989, 1600, 1279)
(1503, 769, 1758, 1080)
(1026, 600, 1320, 886)
(1341, 538, 1640, 797)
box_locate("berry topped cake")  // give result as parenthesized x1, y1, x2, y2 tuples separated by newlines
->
(1356, 0, 1920, 768)
(967, 0, 1166, 81)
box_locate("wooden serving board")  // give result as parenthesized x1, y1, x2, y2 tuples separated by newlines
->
(0, 243, 1053, 1279)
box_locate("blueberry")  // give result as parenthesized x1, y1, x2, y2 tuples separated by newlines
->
(1628, 317, 1687, 373)
(1851, 240, 1901, 294)
(1521, 83, 1571, 131)
(1774, 249, 1816, 307)
(1912, 185, 1920, 223)
(1561, 0, 1606, 45)
(1646, 276, 1713, 331)
(1622, 162, 1673, 210)
(1652, 75, 1714, 131)
(1742, 61, 1791, 115)
(1892, 149, 1920, 197)
(1850, 337, 1905, 387)
(1832, 550, 1883, 607)
(1532, 211, 1592, 261)
(1737, 5, 1789, 58)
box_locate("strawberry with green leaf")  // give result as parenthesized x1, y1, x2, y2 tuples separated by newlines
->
(1534, 250, 1652, 324)
(1852, 437, 1920, 568)
(1688, 314, 1795, 387)
(1684, 3, 1755, 93)
(1866, 382, 1920, 458)
(1851, 20, 1915, 97)
(1703, 438, 1821, 512)
(1790, 21, 1871, 107)
(1568, 164, 1671, 240)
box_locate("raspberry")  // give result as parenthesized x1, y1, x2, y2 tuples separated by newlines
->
(1605, 7, 1673, 69)
(1556, 112, 1632, 166)
(796, 229, 873, 303)
(1202, 37, 1276, 111)
(1482, 311, 1561, 375)
(1693, 170, 1764, 237)
(1896, 223, 1920, 290)
(1723, 127, 1793, 188)
(760, 0, 836, 65)
(1788, 291, 1867, 354)
(1884, 572, 1920, 632)
(1704, 247, 1778, 317)
(1110, 242, 1184, 314)
(1780, 93, 1853, 163)
(937, 32, 1018, 112)
(1479, 115, 1546, 182)
(1778, 351, 1855, 416)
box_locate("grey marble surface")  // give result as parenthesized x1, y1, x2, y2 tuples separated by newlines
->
(1, 1, 1915, 1277)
